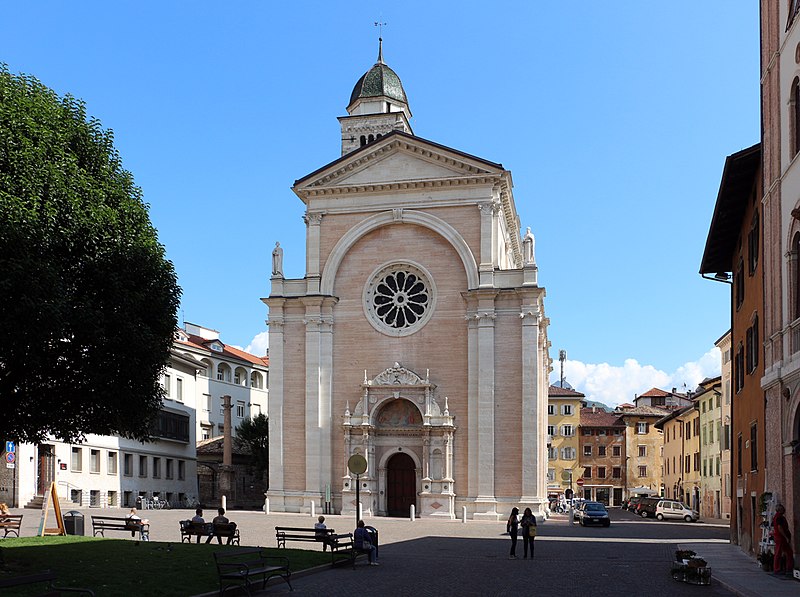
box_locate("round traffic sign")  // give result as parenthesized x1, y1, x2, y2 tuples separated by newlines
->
(576, 477, 585, 486)
(5, 452, 15, 464)
(347, 454, 367, 475)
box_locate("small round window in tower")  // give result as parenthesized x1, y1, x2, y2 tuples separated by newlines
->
(364, 262, 435, 336)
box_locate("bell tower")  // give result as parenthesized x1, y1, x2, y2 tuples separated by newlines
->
(339, 38, 413, 155)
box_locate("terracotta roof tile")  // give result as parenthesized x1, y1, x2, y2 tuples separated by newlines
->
(548, 385, 585, 398)
(580, 409, 624, 427)
(639, 387, 670, 397)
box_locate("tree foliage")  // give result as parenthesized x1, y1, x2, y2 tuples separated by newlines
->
(0, 64, 181, 444)
(236, 413, 269, 481)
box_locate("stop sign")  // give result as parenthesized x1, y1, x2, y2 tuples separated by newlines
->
(576, 478, 585, 487)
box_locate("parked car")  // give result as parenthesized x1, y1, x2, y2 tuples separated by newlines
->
(577, 501, 611, 527)
(655, 500, 699, 522)
(635, 497, 660, 518)
(626, 496, 642, 512)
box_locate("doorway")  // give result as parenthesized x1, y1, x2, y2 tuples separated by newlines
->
(37, 444, 55, 495)
(386, 452, 416, 517)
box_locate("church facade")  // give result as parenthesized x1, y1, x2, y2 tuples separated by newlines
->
(264, 43, 551, 519)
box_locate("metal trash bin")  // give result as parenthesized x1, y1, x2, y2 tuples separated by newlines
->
(63, 510, 85, 536)
(365, 526, 379, 558)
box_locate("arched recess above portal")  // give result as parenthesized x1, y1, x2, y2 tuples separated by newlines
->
(320, 210, 478, 294)
(377, 446, 422, 471)
(372, 397, 424, 428)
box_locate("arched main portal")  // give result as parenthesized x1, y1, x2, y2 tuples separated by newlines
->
(386, 452, 416, 517)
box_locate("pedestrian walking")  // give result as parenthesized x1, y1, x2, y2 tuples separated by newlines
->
(773, 504, 794, 576)
(519, 507, 537, 559)
(506, 507, 519, 558)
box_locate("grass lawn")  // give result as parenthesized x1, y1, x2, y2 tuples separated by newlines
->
(0, 536, 330, 596)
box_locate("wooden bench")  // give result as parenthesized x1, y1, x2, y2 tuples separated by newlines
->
(214, 547, 291, 595)
(0, 569, 95, 595)
(328, 532, 358, 568)
(0, 514, 23, 537)
(91, 516, 149, 540)
(180, 519, 214, 543)
(210, 522, 240, 545)
(275, 525, 335, 549)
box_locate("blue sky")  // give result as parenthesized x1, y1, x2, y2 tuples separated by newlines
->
(2, 2, 759, 405)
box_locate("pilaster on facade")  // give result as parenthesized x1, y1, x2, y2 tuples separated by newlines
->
(303, 211, 324, 294)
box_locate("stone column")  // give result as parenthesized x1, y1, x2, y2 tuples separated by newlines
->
(318, 307, 334, 502)
(264, 303, 285, 503)
(304, 212, 323, 294)
(219, 395, 235, 504)
(474, 296, 498, 519)
(304, 300, 323, 511)
(477, 201, 499, 288)
(520, 304, 540, 503)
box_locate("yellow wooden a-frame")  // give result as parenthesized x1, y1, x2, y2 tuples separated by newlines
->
(37, 481, 66, 536)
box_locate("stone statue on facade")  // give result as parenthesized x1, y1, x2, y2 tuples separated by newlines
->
(272, 242, 283, 276)
(522, 227, 536, 265)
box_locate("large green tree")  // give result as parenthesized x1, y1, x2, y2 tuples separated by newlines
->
(0, 65, 181, 444)
(236, 413, 269, 484)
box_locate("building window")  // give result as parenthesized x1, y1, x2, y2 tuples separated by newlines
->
(597, 466, 606, 479)
(90, 449, 100, 473)
(561, 447, 576, 460)
(162, 373, 171, 397)
(584, 467, 592, 478)
(108, 491, 118, 507)
(748, 210, 759, 274)
(737, 434, 743, 476)
(562, 425, 573, 437)
(236, 401, 245, 418)
(71, 447, 82, 472)
(176, 377, 183, 401)
(153, 410, 190, 442)
(547, 404, 555, 416)
(612, 467, 621, 479)
(153, 457, 161, 479)
(547, 468, 555, 481)
(365, 262, 435, 336)
(735, 258, 745, 309)
(562, 404, 573, 416)
(178, 460, 186, 480)
(583, 445, 592, 456)
(107, 451, 118, 475)
(598, 445, 606, 457)
(636, 422, 648, 434)
(638, 466, 647, 478)
(612, 445, 621, 457)
(547, 425, 555, 436)
(685, 455, 691, 474)
(638, 445, 646, 457)
(548, 447, 558, 460)
(693, 452, 700, 472)
(702, 459, 707, 477)
(139, 455, 147, 477)
(123, 453, 133, 476)
(685, 421, 691, 439)
(166, 459, 174, 479)
(750, 423, 758, 471)
(745, 316, 759, 374)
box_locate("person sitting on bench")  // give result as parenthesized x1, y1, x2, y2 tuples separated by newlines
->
(208, 507, 236, 545)
(354, 520, 379, 566)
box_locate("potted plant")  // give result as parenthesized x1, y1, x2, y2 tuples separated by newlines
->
(758, 550, 774, 571)
(758, 492, 772, 517)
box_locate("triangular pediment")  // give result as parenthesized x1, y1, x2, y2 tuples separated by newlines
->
(293, 131, 504, 196)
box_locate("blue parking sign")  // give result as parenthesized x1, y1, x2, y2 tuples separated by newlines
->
(5, 441, 15, 453)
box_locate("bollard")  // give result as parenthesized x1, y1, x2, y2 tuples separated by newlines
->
(222, 495, 227, 510)
(358, 503, 363, 521)
(264, 497, 270, 514)
(311, 501, 316, 517)
(409, 505, 415, 521)
(462, 506, 467, 523)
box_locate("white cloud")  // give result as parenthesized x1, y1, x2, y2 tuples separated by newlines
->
(245, 331, 269, 356)
(553, 348, 722, 407)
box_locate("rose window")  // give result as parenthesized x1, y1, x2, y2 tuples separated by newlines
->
(364, 262, 435, 336)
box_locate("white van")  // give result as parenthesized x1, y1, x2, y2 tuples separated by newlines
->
(655, 500, 699, 522)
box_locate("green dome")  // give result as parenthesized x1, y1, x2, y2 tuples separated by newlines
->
(349, 62, 408, 107)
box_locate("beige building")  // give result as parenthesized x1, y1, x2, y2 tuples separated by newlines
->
(695, 377, 723, 518)
(264, 43, 551, 520)
(715, 331, 732, 520)
(618, 406, 667, 498)
(546, 386, 584, 499)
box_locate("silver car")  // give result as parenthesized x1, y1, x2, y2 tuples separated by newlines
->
(655, 500, 699, 522)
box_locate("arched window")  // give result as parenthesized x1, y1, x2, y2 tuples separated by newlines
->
(368, 134, 374, 143)
(234, 367, 248, 386)
(250, 371, 263, 389)
(216, 363, 231, 382)
(360, 135, 366, 147)
(376, 133, 382, 140)
(199, 358, 213, 377)
(793, 78, 800, 157)
(794, 233, 800, 320)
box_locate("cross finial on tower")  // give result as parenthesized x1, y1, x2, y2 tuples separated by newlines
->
(374, 21, 387, 63)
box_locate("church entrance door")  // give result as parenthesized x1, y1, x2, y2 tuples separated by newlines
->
(386, 452, 416, 517)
